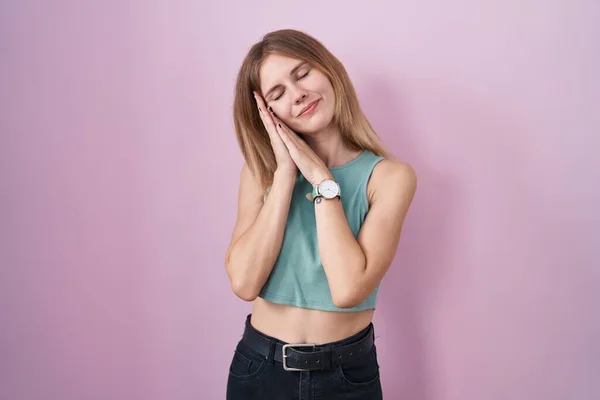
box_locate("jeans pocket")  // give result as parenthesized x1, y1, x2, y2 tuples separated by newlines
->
(228, 345, 267, 381)
(336, 347, 380, 388)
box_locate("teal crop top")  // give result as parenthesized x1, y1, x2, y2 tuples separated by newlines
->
(258, 150, 385, 312)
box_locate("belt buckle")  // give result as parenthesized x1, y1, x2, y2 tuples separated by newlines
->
(282, 343, 316, 371)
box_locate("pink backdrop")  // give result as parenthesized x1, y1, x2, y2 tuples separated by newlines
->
(1, 1, 599, 399)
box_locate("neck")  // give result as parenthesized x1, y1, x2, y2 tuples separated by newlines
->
(300, 124, 361, 167)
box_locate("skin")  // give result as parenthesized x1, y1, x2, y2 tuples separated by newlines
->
(225, 54, 417, 344)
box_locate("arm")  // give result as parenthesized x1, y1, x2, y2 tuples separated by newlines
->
(315, 161, 417, 308)
(224, 163, 296, 301)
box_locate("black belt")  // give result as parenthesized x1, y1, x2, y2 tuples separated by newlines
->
(241, 319, 375, 372)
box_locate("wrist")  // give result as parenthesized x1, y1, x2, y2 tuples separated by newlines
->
(312, 170, 334, 186)
(274, 168, 297, 186)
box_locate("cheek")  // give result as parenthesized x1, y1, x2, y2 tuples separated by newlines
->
(312, 75, 334, 94)
(272, 101, 294, 120)
(323, 83, 335, 101)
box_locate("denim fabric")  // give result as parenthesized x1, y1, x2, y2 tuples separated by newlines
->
(226, 315, 383, 399)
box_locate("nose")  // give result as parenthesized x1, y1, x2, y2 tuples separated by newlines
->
(294, 92, 308, 105)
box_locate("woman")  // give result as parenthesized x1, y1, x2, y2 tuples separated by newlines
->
(224, 29, 417, 399)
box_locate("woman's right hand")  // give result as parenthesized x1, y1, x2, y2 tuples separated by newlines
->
(253, 91, 297, 177)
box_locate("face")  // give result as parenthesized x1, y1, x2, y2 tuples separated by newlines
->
(258, 54, 336, 135)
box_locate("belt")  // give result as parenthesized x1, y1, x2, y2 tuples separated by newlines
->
(240, 320, 375, 372)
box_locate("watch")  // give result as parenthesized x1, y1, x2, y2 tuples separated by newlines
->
(312, 179, 341, 202)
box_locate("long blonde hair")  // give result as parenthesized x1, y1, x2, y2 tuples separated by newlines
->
(233, 29, 391, 190)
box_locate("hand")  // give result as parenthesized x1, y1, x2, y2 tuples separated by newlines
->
(271, 116, 333, 186)
(253, 91, 297, 177)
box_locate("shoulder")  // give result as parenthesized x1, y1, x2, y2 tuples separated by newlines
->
(238, 162, 266, 201)
(240, 162, 267, 189)
(240, 161, 255, 180)
(367, 159, 417, 204)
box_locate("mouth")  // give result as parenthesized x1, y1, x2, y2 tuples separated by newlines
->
(298, 100, 320, 117)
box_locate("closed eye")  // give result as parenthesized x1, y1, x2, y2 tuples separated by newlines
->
(298, 70, 310, 79)
(271, 70, 310, 101)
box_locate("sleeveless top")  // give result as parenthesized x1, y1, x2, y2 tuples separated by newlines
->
(258, 150, 385, 312)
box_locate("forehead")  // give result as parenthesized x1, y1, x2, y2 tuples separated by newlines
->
(259, 54, 306, 89)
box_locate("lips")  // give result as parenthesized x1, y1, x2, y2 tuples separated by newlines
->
(298, 100, 319, 117)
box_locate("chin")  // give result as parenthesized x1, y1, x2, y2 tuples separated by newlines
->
(293, 113, 334, 136)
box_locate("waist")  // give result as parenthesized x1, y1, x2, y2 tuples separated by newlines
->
(240, 313, 376, 372)
(251, 297, 374, 343)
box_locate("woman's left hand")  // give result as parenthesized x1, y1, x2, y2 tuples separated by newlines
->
(271, 116, 333, 186)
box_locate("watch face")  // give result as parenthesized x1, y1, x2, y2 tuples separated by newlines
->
(319, 180, 339, 199)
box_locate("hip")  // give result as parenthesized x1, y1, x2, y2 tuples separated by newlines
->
(226, 313, 383, 400)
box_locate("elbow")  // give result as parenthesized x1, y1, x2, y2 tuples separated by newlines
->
(332, 292, 362, 309)
(231, 280, 259, 302)
(225, 257, 257, 301)
(227, 268, 260, 302)
(331, 280, 368, 309)
(331, 261, 367, 309)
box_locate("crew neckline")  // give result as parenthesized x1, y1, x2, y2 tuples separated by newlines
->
(328, 150, 367, 171)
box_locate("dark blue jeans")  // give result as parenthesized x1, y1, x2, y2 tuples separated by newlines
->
(226, 314, 383, 399)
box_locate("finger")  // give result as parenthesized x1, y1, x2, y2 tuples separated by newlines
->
(271, 116, 292, 142)
(253, 91, 268, 116)
(258, 95, 280, 121)
(253, 91, 276, 120)
(256, 96, 279, 130)
(252, 91, 266, 112)
(275, 122, 292, 145)
(253, 92, 280, 139)
(273, 117, 302, 148)
(274, 123, 301, 158)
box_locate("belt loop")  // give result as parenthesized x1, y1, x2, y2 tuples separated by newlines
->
(267, 340, 275, 365)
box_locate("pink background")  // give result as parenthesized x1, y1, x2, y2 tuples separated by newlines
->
(1, 1, 599, 399)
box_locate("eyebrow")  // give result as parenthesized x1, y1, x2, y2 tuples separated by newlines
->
(263, 61, 309, 99)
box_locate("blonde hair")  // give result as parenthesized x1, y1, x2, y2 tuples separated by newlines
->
(233, 29, 391, 190)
